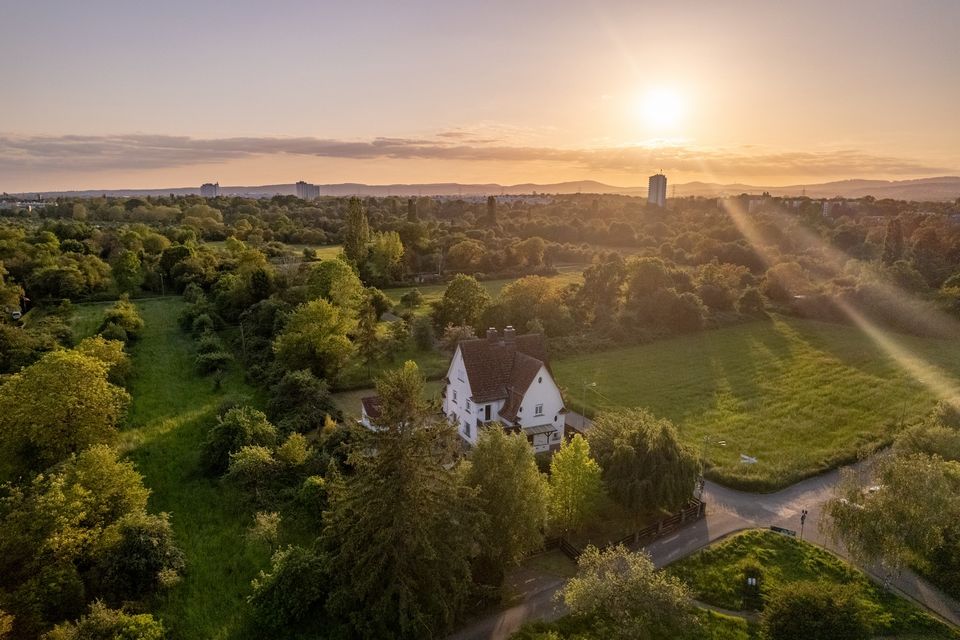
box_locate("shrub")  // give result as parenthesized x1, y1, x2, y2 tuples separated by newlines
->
(737, 286, 766, 315)
(98, 297, 144, 342)
(196, 331, 224, 355)
(400, 289, 424, 308)
(225, 446, 281, 500)
(412, 316, 435, 351)
(74, 336, 132, 387)
(191, 313, 215, 336)
(44, 602, 164, 640)
(195, 350, 232, 375)
(761, 581, 873, 640)
(267, 369, 341, 434)
(200, 406, 278, 475)
(97, 322, 128, 344)
(182, 282, 205, 304)
(249, 546, 328, 631)
(94, 513, 184, 603)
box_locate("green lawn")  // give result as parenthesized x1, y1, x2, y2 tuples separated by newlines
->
(68, 300, 113, 341)
(667, 530, 958, 639)
(553, 316, 959, 491)
(111, 298, 273, 639)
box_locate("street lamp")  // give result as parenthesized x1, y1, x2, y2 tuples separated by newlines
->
(800, 509, 808, 540)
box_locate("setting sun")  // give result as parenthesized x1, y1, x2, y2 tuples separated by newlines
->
(637, 87, 686, 132)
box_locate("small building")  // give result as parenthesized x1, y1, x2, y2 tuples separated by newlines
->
(442, 326, 566, 453)
(200, 182, 220, 197)
(359, 395, 382, 430)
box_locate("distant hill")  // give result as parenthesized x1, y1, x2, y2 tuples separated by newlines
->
(11, 176, 960, 201)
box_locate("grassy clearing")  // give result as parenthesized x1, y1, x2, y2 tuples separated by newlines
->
(385, 269, 584, 317)
(552, 316, 958, 491)
(337, 344, 449, 390)
(68, 300, 113, 341)
(112, 298, 272, 639)
(667, 530, 958, 639)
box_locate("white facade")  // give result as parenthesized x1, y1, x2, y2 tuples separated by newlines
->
(648, 173, 667, 207)
(200, 182, 220, 197)
(296, 180, 321, 199)
(442, 343, 566, 453)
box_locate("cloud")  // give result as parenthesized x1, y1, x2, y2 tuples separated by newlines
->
(0, 133, 952, 181)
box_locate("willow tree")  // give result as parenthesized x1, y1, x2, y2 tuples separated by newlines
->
(588, 409, 699, 519)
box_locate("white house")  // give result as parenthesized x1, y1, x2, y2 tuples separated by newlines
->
(359, 396, 382, 430)
(442, 326, 566, 453)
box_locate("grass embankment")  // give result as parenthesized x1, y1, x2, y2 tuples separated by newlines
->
(76, 298, 272, 639)
(668, 529, 958, 639)
(553, 315, 960, 491)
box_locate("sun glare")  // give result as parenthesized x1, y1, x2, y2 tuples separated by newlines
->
(637, 87, 685, 131)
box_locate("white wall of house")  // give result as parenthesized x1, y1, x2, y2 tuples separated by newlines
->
(515, 365, 566, 452)
(442, 347, 480, 445)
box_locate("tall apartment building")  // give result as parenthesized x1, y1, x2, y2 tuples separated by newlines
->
(200, 182, 220, 197)
(648, 173, 667, 207)
(295, 180, 321, 199)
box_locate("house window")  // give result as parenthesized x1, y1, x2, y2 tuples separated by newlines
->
(484, 405, 491, 421)
(535, 404, 544, 416)
(538, 376, 542, 383)
(466, 400, 472, 413)
(464, 421, 471, 437)
(452, 390, 458, 403)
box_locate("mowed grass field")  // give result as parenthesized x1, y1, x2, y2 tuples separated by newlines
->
(74, 298, 272, 639)
(553, 316, 960, 491)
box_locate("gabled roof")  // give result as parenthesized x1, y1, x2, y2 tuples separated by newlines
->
(457, 332, 550, 405)
(360, 396, 382, 420)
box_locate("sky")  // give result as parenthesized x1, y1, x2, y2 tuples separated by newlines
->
(2, 0, 959, 192)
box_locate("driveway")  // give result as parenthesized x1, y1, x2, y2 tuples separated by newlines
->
(447, 459, 960, 640)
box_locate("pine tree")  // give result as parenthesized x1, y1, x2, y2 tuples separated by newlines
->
(321, 362, 479, 638)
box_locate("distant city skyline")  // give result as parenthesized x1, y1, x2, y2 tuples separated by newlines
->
(2, 0, 959, 192)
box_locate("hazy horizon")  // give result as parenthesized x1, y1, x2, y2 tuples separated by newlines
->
(3, 0, 959, 192)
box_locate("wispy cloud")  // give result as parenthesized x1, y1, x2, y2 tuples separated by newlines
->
(0, 133, 951, 180)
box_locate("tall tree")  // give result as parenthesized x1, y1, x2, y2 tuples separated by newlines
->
(343, 197, 370, 264)
(273, 299, 356, 379)
(881, 218, 904, 266)
(561, 545, 699, 640)
(463, 428, 548, 586)
(321, 362, 479, 638)
(486, 195, 497, 225)
(0, 350, 130, 479)
(548, 434, 604, 534)
(406, 197, 418, 222)
(431, 274, 491, 330)
(588, 409, 699, 518)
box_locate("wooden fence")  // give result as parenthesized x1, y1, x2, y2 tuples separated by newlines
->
(541, 498, 706, 562)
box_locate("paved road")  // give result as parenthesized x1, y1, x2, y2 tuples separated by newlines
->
(448, 460, 960, 640)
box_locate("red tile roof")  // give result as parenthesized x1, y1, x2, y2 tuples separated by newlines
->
(458, 332, 552, 420)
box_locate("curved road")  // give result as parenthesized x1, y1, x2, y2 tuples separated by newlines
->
(448, 460, 960, 640)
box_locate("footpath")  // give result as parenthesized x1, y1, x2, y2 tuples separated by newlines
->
(447, 460, 960, 640)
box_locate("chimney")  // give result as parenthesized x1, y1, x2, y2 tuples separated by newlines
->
(486, 327, 498, 342)
(504, 326, 516, 343)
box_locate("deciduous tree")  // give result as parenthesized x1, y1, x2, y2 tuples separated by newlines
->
(548, 435, 603, 533)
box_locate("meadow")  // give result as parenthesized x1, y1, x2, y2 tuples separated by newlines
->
(552, 316, 960, 491)
(73, 298, 274, 639)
